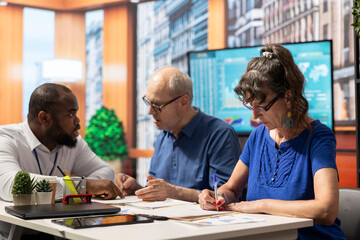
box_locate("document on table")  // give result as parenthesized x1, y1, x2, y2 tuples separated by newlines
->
(186, 213, 264, 225)
(152, 203, 232, 219)
(94, 197, 191, 209)
(126, 198, 189, 209)
(92, 195, 142, 205)
(94, 197, 233, 220)
(123, 202, 232, 219)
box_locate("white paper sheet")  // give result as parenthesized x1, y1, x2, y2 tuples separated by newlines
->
(126, 198, 190, 209)
(121, 203, 231, 219)
(187, 214, 264, 225)
(92, 195, 142, 205)
(150, 203, 232, 218)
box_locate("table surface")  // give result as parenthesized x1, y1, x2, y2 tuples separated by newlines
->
(0, 200, 313, 240)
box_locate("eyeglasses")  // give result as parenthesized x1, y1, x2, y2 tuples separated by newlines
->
(243, 95, 280, 112)
(142, 95, 182, 113)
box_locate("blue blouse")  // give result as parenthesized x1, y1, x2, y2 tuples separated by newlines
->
(241, 120, 345, 240)
(149, 108, 240, 190)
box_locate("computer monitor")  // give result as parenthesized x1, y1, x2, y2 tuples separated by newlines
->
(188, 40, 334, 135)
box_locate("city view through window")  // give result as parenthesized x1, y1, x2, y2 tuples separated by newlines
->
(136, 0, 355, 185)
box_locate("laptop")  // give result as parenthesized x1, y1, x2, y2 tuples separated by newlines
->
(5, 202, 121, 220)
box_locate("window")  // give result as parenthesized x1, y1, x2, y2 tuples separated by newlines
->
(85, 10, 104, 126)
(23, 8, 55, 120)
(323, 23, 328, 40)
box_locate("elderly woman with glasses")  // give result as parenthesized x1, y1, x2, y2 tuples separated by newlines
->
(198, 44, 345, 239)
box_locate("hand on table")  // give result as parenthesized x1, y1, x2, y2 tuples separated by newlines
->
(225, 200, 262, 213)
(86, 179, 123, 200)
(135, 174, 175, 201)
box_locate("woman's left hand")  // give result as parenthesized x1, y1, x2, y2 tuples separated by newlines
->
(225, 200, 262, 213)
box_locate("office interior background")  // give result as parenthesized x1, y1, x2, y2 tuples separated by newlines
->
(0, 0, 357, 187)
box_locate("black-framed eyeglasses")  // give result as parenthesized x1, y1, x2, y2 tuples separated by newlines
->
(142, 95, 182, 113)
(243, 95, 280, 112)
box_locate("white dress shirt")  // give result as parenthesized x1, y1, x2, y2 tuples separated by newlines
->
(0, 120, 114, 201)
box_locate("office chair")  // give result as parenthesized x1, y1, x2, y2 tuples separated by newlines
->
(338, 187, 360, 240)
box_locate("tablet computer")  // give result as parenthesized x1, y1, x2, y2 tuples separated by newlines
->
(51, 214, 153, 229)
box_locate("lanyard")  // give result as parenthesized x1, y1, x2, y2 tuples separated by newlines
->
(33, 149, 58, 176)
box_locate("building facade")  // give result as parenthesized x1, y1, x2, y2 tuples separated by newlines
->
(229, 0, 355, 123)
(136, 0, 209, 185)
(228, 0, 263, 47)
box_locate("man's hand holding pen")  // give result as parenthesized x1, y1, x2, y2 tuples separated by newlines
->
(86, 179, 124, 200)
(135, 174, 176, 201)
(114, 173, 142, 196)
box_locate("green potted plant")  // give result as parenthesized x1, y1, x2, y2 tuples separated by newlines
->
(11, 171, 36, 206)
(35, 179, 53, 205)
(85, 106, 128, 173)
(352, 0, 360, 38)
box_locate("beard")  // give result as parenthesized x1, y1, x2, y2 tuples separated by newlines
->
(48, 119, 78, 148)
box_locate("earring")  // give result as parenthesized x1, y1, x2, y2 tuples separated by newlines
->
(285, 111, 293, 127)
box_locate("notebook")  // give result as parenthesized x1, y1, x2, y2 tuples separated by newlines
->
(5, 202, 121, 220)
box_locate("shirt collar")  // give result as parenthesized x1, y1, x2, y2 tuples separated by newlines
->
(23, 119, 56, 153)
(177, 107, 203, 138)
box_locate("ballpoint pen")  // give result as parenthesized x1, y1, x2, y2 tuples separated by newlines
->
(213, 173, 219, 211)
(122, 173, 126, 195)
(57, 166, 66, 176)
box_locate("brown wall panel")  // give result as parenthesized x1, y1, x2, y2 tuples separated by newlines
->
(54, 12, 86, 136)
(208, 0, 227, 50)
(7, 0, 64, 10)
(0, 6, 23, 124)
(336, 152, 357, 188)
(103, 4, 136, 148)
(7, 0, 130, 11)
(63, 0, 128, 10)
(128, 148, 153, 159)
(334, 131, 357, 187)
(335, 131, 356, 150)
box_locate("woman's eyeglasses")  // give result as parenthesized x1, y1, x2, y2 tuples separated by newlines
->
(243, 95, 280, 112)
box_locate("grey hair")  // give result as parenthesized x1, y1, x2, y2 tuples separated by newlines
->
(168, 71, 193, 103)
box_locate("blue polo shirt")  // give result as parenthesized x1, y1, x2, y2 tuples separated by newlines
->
(241, 120, 345, 240)
(149, 108, 241, 191)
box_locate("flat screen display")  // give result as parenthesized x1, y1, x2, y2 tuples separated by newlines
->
(188, 41, 333, 135)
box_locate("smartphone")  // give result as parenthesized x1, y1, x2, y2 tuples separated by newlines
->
(51, 214, 154, 229)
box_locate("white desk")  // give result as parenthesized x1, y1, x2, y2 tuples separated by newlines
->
(0, 201, 312, 240)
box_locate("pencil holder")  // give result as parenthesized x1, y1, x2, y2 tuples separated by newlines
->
(63, 177, 86, 203)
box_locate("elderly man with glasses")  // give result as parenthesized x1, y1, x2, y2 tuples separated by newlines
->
(114, 66, 241, 202)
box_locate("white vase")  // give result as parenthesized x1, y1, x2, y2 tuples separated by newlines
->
(35, 192, 53, 205)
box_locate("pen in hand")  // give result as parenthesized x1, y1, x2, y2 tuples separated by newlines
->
(213, 173, 219, 211)
(122, 173, 126, 195)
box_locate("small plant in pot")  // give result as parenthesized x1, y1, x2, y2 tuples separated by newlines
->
(35, 179, 53, 205)
(11, 171, 36, 206)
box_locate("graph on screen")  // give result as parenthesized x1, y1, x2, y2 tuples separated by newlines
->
(188, 41, 333, 135)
